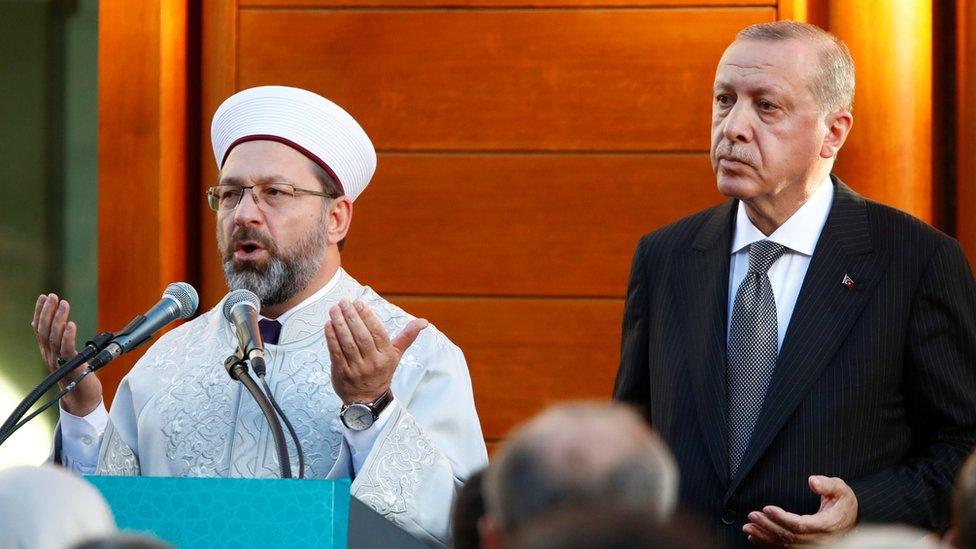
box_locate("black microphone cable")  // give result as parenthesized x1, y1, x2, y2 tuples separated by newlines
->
(225, 354, 292, 479)
(256, 372, 306, 479)
(0, 331, 113, 445)
(0, 366, 95, 447)
(222, 289, 305, 479)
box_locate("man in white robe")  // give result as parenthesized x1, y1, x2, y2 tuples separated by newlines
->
(32, 85, 488, 547)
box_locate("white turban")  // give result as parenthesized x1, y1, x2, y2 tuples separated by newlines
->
(211, 86, 377, 202)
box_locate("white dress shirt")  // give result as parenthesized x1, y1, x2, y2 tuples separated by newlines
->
(60, 268, 393, 474)
(727, 176, 834, 348)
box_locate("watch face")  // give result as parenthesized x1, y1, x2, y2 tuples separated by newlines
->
(342, 404, 374, 431)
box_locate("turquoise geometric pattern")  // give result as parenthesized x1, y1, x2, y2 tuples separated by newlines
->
(85, 476, 351, 549)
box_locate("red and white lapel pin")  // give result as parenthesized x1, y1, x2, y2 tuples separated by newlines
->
(842, 274, 855, 290)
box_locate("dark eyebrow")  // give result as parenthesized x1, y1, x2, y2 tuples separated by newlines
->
(216, 174, 294, 187)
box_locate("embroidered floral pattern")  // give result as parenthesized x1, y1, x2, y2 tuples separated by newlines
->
(96, 422, 139, 476)
(353, 410, 439, 526)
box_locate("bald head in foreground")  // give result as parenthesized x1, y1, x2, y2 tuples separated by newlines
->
(480, 402, 678, 546)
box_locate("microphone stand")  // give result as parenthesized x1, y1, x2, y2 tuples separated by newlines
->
(224, 353, 292, 479)
(0, 332, 114, 445)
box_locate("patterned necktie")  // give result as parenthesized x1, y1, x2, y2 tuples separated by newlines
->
(727, 239, 787, 477)
(259, 319, 282, 346)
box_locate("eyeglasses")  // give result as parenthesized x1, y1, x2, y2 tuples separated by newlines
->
(206, 183, 334, 212)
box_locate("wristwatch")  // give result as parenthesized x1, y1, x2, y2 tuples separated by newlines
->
(339, 389, 393, 431)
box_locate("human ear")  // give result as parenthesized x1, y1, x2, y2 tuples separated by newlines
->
(327, 197, 353, 246)
(820, 109, 854, 159)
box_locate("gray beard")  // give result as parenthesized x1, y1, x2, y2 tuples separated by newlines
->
(221, 221, 329, 308)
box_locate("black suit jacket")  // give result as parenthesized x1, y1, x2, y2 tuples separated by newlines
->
(613, 178, 976, 546)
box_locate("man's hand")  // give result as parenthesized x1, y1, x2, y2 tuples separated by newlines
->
(743, 475, 858, 547)
(31, 293, 103, 416)
(324, 299, 428, 404)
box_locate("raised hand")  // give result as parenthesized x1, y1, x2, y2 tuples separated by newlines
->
(31, 294, 103, 416)
(324, 299, 427, 404)
(744, 475, 858, 547)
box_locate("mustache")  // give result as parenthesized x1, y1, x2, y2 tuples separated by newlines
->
(714, 142, 758, 168)
(222, 227, 277, 260)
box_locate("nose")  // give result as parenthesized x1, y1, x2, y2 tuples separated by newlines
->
(721, 102, 753, 144)
(232, 187, 264, 226)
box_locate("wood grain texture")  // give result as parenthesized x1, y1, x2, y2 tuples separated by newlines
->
(242, 0, 773, 6)
(959, 0, 976, 267)
(98, 0, 190, 403)
(198, 0, 239, 310)
(389, 296, 621, 440)
(236, 7, 774, 151)
(829, 0, 934, 224)
(342, 153, 723, 297)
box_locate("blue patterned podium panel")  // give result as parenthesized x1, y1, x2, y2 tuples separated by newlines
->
(85, 476, 351, 549)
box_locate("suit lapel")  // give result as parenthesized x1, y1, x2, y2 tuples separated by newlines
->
(726, 179, 889, 497)
(675, 199, 736, 487)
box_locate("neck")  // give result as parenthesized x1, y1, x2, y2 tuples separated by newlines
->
(260, 248, 341, 318)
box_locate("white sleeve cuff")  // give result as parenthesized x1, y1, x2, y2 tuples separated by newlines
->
(59, 399, 108, 474)
(343, 397, 396, 474)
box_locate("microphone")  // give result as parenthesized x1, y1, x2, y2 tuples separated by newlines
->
(222, 289, 266, 374)
(221, 289, 300, 478)
(88, 282, 199, 371)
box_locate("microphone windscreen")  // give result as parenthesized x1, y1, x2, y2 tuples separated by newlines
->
(222, 289, 261, 322)
(164, 282, 199, 319)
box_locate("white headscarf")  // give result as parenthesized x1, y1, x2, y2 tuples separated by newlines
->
(0, 465, 116, 549)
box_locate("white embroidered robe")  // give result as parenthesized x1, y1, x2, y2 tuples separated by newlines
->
(90, 270, 487, 546)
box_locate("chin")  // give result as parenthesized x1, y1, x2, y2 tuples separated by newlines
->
(231, 258, 269, 274)
(716, 174, 763, 200)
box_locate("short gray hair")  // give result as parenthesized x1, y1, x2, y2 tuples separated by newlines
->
(737, 21, 855, 113)
(483, 402, 678, 534)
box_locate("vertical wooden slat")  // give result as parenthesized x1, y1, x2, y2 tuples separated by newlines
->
(959, 0, 976, 265)
(199, 0, 239, 311)
(832, 1, 933, 217)
(98, 0, 190, 403)
(160, 0, 190, 286)
(777, 0, 806, 20)
(778, 0, 829, 27)
(828, 0, 934, 224)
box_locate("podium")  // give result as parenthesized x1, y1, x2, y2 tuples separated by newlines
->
(85, 476, 427, 549)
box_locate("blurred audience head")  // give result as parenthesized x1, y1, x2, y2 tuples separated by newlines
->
(510, 507, 708, 549)
(953, 449, 976, 548)
(822, 525, 941, 549)
(452, 469, 486, 549)
(0, 464, 116, 549)
(480, 402, 678, 545)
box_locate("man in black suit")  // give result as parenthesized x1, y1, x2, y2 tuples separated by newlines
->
(613, 21, 976, 547)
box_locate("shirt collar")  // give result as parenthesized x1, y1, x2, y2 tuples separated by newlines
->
(730, 174, 834, 257)
(265, 267, 344, 324)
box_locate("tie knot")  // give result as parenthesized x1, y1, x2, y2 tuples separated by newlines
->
(259, 318, 282, 345)
(747, 240, 787, 274)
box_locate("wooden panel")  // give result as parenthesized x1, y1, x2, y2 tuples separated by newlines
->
(199, 0, 239, 309)
(236, 8, 774, 151)
(98, 0, 190, 403)
(829, 0, 933, 223)
(390, 296, 622, 440)
(959, 0, 976, 266)
(243, 0, 773, 5)
(343, 154, 722, 297)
